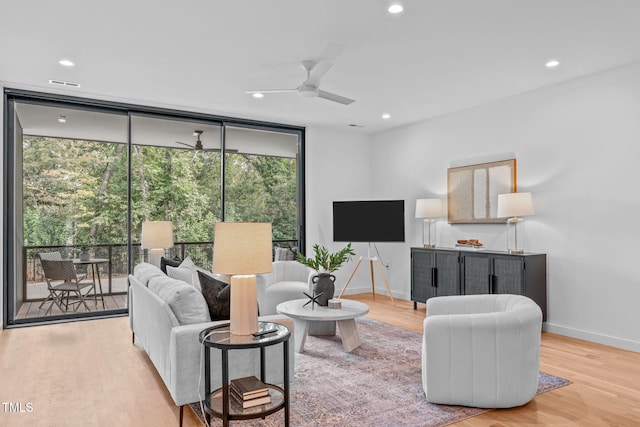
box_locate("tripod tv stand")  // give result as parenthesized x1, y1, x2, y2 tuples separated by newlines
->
(338, 243, 395, 305)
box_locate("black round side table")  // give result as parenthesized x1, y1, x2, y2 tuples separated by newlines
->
(198, 321, 290, 426)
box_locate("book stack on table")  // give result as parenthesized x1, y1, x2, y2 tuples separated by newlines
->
(230, 376, 271, 409)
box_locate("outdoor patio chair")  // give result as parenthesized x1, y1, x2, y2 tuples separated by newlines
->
(38, 251, 87, 280)
(38, 254, 96, 315)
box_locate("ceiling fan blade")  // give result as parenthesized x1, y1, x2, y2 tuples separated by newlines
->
(304, 61, 334, 87)
(175, 141, 194, 148)
(317, 90, 355, 105)
(318, 43, 344, 62)
(244, 89, 297, 94)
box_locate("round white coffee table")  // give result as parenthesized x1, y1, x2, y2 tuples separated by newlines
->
(276, 299, 369, 353)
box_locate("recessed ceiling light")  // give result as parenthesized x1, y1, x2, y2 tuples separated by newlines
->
(388, 4, 403, 14)
(252, 92, 264, 98)
(57, 115, 67, 123)
(382, 114, 391, 119)
(546, 59, 560, 68)
(58, 59, 75, 67)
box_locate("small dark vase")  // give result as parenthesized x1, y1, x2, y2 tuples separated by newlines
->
(312, 273, 336, 306)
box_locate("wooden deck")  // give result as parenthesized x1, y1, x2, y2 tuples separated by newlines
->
(16, 294, 128, 319)
(15, 276, 129, 320)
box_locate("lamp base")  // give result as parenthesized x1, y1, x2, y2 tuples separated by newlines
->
(230, 274, 259, 335)
(421, 219, 438, 249)
(148, 249, 164, 268)
(506, 216, 526, 254)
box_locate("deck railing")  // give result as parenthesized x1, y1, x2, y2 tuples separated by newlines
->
(23, 239, 298, 302)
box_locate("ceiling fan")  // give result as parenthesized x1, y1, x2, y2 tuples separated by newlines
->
(175, 130, 237, 153)
(245, 44, 355, 105)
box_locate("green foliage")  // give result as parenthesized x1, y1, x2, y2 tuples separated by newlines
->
(22, 136, 298, 249)
(297, 243, 355, 273)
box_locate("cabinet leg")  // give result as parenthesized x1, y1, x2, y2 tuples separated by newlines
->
(413, 301, 417, 310)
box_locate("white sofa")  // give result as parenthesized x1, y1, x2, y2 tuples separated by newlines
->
(128, 262, 295, 424)
(422, 294, 542, 408)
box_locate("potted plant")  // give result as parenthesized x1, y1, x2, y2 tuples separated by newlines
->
(76, 236, 94, 261)
(297, 243, 355, 306)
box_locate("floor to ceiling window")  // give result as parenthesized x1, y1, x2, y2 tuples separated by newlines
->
(130, 115, 224, 270)
(224, 126, 300, 251)
(3, 90, 305, 326)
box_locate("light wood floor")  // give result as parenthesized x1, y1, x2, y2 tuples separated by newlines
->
(0, 294, 638, 427)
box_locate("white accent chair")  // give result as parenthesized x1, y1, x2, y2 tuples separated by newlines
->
(257, 261, 313, 316)
(422, 294, 542, 408)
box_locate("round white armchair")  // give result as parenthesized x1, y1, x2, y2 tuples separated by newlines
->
(422, 294, 543, 408)
(257, 261, 313, 315)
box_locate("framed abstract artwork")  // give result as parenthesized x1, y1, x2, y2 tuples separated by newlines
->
(447, 159, 516, 224)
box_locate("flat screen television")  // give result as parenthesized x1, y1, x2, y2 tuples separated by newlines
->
(333, 200, 405, 242)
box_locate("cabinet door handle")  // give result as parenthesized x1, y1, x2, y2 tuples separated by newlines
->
(490, 274, 496, 294)
(432, 267, 437, 288)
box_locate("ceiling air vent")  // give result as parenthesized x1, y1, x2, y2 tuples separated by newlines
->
(48, 79, 81, 88)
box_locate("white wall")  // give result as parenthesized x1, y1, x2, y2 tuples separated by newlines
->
(369, 62, 640, 351)
(304, 127, 382, 293)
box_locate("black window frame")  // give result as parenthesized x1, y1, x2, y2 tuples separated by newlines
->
(2, 88, 306, 327)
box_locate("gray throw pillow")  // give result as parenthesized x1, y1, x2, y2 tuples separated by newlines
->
(198, 271, 231, 321)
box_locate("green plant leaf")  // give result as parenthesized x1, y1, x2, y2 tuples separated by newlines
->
(297, 243, 355, 273)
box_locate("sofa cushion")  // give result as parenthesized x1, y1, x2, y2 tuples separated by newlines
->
(149, 275, 211, 325)
(167, 265, 193, 285)
(148, 274, 179, 294)
(164, 256, 201, 286)
(133, 263, 165, 286)
(198, 271, 231, 321)
(160, 256, 182, 274)
(179, 256, 196, 269)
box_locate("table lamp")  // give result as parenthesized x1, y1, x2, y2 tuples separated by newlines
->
(141, 221, 174, 268)
(497, 192, 534, 254)
(212, 222, 273, 335)
(415, 198, 444, 248)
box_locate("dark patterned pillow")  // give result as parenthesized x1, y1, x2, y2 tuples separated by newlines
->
(160, 256, 182, 274)
(198, 271, 230, 321)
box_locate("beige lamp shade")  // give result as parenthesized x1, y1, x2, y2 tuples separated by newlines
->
(212, 222, 273, 275)
(415, 198, 444, 219)
(497, 192, 535, 218)
(141, 221, 174, 249)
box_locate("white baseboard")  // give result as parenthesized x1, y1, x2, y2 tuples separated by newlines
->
(544, 322, 640, 353)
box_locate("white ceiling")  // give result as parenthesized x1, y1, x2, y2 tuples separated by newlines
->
(2, 0, 640, 134)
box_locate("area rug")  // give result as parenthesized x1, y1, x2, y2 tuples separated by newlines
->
(191, 318, 570, 426)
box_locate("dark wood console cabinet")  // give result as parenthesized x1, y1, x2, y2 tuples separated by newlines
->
(410, 247, 547, 321)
